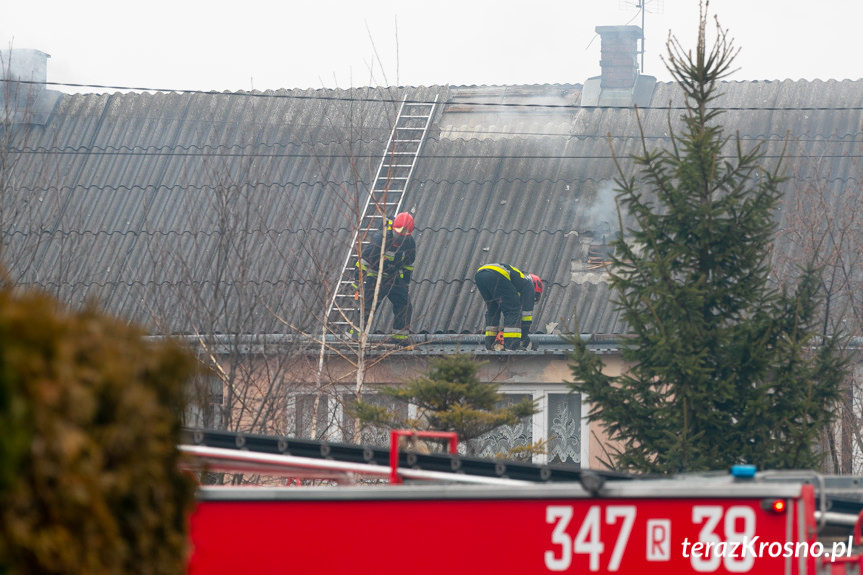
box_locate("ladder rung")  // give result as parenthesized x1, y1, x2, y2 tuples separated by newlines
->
(364, 209, 400, 216)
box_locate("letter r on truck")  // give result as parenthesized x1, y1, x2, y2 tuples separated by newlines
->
(647, 519, 671, 561)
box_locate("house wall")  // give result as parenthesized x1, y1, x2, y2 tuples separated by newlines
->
(291, 351, 628, 470)
(202, 347, 626, 471)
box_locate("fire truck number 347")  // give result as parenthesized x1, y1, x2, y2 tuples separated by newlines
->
(545, 505, 635, 572)
(544, 504, 758, 573)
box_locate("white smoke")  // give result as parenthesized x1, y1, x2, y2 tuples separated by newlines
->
(583, 179, 620, 240)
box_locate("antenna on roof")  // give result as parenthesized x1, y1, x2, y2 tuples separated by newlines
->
(619, 0, 664, 73)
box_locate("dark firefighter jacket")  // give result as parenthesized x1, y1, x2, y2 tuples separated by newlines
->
(357, 229, 416, 284)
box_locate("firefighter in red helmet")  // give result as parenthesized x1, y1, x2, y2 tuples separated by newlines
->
(474, 263, 542, 351)
(355, 212, 416, 346)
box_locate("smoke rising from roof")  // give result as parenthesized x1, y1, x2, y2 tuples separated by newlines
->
(584, 179, 620, 239)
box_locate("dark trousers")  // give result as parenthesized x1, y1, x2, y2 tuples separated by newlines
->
(474, 269, 521, 349)
(363, 278, 412, 332)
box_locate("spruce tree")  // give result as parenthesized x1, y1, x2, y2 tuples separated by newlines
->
(351, 353, 537, 451)
(567, 8, 847, 474)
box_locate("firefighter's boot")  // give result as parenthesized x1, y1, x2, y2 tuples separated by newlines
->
(389, 331, 411, 347)
(503, 332, 521, 351)
(484, 330, 496, 350)
(504, 338, 520, 351)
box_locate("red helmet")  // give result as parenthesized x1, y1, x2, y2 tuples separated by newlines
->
(529, 274, 543, 299)
(391, 212, 414, 236)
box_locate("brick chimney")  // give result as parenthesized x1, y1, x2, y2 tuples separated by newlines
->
(581, 25, 654, 108)
(596, 26, 642, 90)
(1, 48, 49, 90)
(0, 48, 60, 125)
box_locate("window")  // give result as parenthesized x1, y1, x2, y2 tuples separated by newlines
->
(470, 389, 583, 465)
(468, 394, 534, 460)
(546, 393, 581, 464)
(342, 392, 409, 447)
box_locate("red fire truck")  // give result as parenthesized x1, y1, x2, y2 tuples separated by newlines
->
(181, 429, 863, 575)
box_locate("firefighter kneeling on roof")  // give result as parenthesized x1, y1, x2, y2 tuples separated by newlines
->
(474, 263, 542, 351)
(355, 212, 416, 346)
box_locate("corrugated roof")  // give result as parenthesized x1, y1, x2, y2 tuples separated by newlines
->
(3, 78, 862, 337)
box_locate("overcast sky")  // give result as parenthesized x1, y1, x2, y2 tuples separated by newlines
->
(2, 0, 861, 94)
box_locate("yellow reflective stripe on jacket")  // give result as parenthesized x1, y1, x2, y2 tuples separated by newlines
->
(355, 260, 378, 276)
(478, 264, 510, 280)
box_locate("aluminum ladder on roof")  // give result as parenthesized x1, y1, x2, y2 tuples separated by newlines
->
(325, 95, 437, 333)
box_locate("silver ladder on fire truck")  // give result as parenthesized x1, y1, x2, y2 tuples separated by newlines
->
(179, 427, 613, 485)
(325, 95, 437, 334)
(182, 428, 863, 575)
